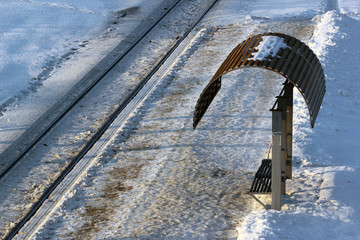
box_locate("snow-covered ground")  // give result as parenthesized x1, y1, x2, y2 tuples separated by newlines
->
(0, 0, 154, 112)
(238, 4, 360, 240)
(0, 0, 169, 158)
(0, 0, 217, 238)
(1, 0, 360, 239)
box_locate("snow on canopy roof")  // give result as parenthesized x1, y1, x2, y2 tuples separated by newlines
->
(193, 32, 326, 129)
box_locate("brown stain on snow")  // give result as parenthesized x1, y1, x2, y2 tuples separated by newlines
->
(63, 164, 144, 239)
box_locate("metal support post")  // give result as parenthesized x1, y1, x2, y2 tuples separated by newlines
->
(276, 82, 294, 191)
(277, 97, 287, 194)
(285, 85, 293, 179)
(272, 110, 282, 210)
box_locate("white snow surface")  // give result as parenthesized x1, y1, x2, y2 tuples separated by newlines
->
(249, 36, 290, 61)
(1, 0, 360, 239)
(238, 4, 360, 240)
(0, 0, 140, 108)
(0, 0, 166, 155)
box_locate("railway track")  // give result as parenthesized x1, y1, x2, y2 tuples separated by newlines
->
(1, 0, 218, 239)
(0, 0, 182, 180)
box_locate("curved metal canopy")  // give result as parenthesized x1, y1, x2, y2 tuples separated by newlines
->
(193, 32, 326, 129)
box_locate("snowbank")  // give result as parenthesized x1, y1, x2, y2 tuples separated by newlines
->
(238, 9, 360, 240)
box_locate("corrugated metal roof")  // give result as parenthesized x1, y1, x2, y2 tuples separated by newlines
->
(193, 32, 326, 128)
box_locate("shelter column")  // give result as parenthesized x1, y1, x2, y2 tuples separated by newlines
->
(272, 110, 282, 210)
(285, 85, 293, 179)
(277, 96, 287, 194)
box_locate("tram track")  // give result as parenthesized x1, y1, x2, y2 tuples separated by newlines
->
(0, 0, 182, 180)
(1, 0, 218, 239)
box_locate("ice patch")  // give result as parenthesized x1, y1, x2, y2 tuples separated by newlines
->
(249, 35, 290, 61)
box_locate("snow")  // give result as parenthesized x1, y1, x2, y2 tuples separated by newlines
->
(249, 36, 290, 61)
(205, 0, 325, 26)
(0, 0, 112, 107)
(0, 0, 166, 156)
(338, 0, 360, 19)
(1, 0, 360, 239)
(238, 5, 360, 240)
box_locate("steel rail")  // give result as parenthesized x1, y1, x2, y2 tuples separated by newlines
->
(4, 0, 218, 239)
(0, 0, 182, 179)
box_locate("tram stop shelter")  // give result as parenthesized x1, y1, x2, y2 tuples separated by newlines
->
(192, 32, 326, 210)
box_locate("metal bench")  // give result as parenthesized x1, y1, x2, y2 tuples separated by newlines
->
(248, 159, 272, 209)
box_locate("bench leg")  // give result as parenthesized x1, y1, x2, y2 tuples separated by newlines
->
(249, 193, 269, 210)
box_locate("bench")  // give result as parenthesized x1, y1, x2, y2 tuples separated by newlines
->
(248, 159, 272, 209)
